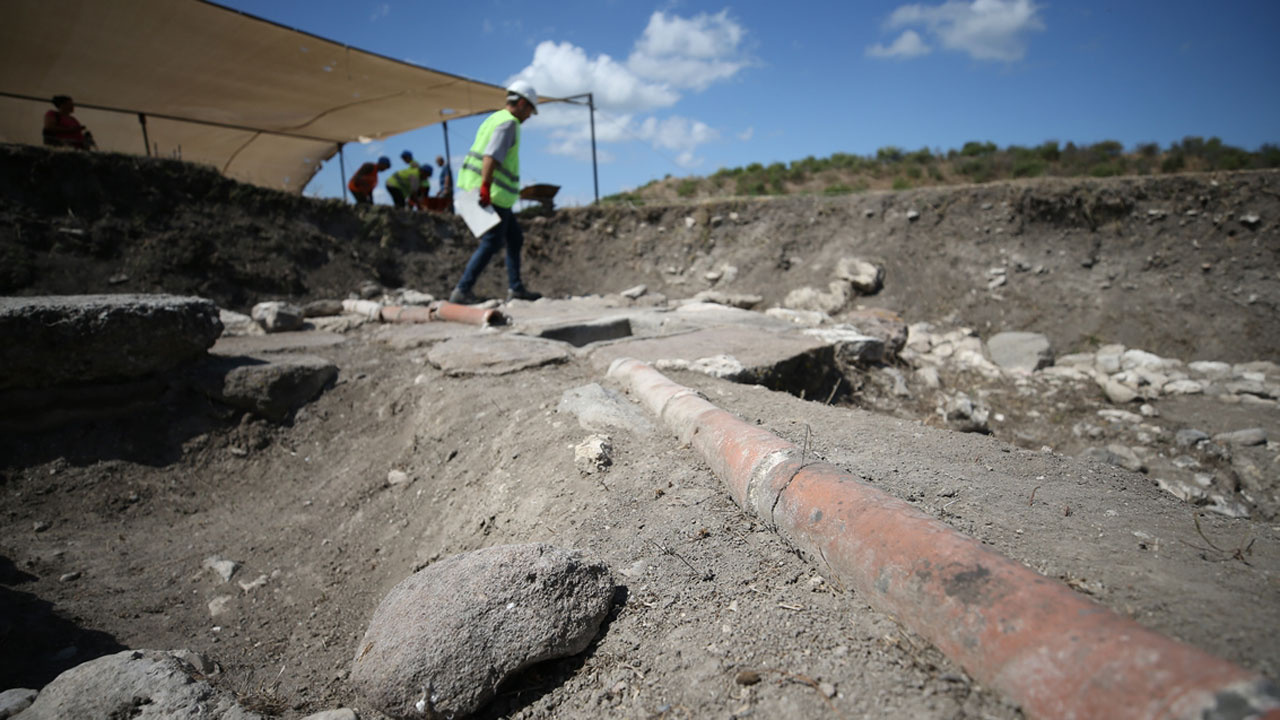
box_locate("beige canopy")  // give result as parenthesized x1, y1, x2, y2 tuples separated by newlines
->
(0, 0, 512, 192)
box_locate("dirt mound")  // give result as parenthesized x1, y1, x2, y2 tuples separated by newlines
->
(1, 145, 1278, 719)
(3, 144, 1277, 363)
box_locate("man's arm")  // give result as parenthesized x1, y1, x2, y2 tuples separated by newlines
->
(479, 155, 496, 206)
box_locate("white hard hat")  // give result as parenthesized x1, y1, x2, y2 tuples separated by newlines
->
(506, 80, 539, 114)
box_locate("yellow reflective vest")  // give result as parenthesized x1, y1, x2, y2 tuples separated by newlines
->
(458, 109, 521, 208)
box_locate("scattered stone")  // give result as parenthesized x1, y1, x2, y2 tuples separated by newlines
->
(1098, 376, 1138, 404)
(1083, 444, 1146, 473)
(251, 301, 305, 333)
(387, 469, 412, 486)
(220, 308, 264, 337)
(735, 670, 762, 686)
(692, 290, 763, 309)
(203, 556, 240, 582)
(1175, 429, 1210, 448)
(916, 366, 941, 390)
(802, 326, 886, 365)
(710, 215, 724, 227)
(1095, 345, 1126, 374)
(33, 520, 50, 532)
(195, 353, 338, 421)
(1155, 477, 1207, 503)
(986, 332, 1054, 372)
(208, 595, 235, 620)
(1239, 213, 1261, 228)
(906, 209, 920, 222)
(1188, 361, 1232, 379)
(703, 269, 722, 281)
(297, 300, 339, 318)
(783, 282, 850, 314)
(0, 688, 38, 718)
(574, 434, 614, 474)
(839, 308, 908, 359)
(238, 574, 269, 593)
(1162, 379, 1204, 395)
(557, 383, 655, 436)
(15, 649, 261, 719)
(169, 649, 220, 677)
(764, 307, 830, 326)
(358, 281, 383, 299)
(819, 681, 837, 698)
(58, 571, 81, 582)
(942, 392, 990, 434)
(1213, 428, 1267, 447)
(352, 544, 615, 720)
(834, 257, 885, 294)
(684, 216, 696, 229)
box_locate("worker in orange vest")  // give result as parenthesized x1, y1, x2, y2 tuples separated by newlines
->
(348, 156, 391, 204)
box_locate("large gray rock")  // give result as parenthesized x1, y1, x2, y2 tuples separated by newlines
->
(251, 301, 305, 333)
(986, 331, 1054, 372)
(835, 257, 885, 294)
(15, 649, 260, 719)
(194, 353, 337, 421)
(352, 544, 615, 720)
(0, 688, 36, 719)
(0, 294, 221, 391)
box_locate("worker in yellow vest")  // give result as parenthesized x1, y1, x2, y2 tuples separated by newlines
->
(385, 164, 431, 209)
(449, 80, 543, 304)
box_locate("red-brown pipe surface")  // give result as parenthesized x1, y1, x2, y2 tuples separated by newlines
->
(607, 357, 1279, 720)
(432, 301, 503, 326)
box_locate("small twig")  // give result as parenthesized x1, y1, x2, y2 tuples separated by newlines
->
(825, 377, 842, 405)
(802, 423, 812, 466)
(650, 539, 712, 581)
(1192, 512, 1224, 552)
(1028, 486, 1040, 507)
(755, 668, 839, 714)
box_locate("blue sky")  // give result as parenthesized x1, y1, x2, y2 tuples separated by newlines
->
(217, 0, 1280, 207)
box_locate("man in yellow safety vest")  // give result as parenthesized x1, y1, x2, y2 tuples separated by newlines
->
(449, 80, 543, 304)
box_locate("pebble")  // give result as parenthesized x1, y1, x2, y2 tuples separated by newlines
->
(735, 670, 762, 686)
(59, 571, 81, 582)
(33, 520, 51, 532)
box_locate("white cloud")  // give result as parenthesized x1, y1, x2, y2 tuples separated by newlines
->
(508, 11, 750, 167)
(514, 41, 679, 113)
(626, 10, 751, 91)
(866, 29, 932, 58)
(370, 3, 390, 22)
(876, 0, 1044, 62)
(737, 127, 754, 141)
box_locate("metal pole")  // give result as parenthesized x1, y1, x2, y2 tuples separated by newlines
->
(138, 113, 151, 157)
(338, 143, 348, 203)
(441, 120, 453, 212)
(588, 92, 599, 204)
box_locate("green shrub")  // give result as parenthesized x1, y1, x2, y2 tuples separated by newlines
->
(961, 140, 997, 157)
(1161, 152, 1186, 173)
(1089, 162, 1123, 177)
(823, 184, 855, 195)
(892, 177, 911, 190)
(1036, 140, 1060, 162)
(676, 179, 698, 197)
(1012, 157, 1046, 178)
(876, 146, 904, 163)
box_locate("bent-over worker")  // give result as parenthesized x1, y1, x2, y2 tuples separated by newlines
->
(348, 155, 391, 205)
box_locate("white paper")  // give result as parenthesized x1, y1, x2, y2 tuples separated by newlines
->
(456, 188, 501, 238)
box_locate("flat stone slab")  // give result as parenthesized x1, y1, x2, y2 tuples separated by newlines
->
(427, 334, 571, 376)
(212, 331, 346, 356)
(194, 353, 338, 421)
(379, 322, 481, 350)
(589, 325, 827, 379)
(0, 294, 221, 390)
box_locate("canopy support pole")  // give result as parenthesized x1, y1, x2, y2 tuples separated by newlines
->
(588, 92, 599, 204)
(338, 143, 348, 203)
(138, 113, 151, 157)
(556, 93, 601, 205)
(441, 120, 453, 213)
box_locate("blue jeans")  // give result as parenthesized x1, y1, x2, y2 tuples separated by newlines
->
(456, 206, 524, 292)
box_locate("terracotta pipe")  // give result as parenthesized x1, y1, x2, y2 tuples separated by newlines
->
(607, 357, 1280, 720)
(378, 305, 433, 323)
(431, 301, 504, 326)
(375, 303, 505, 326)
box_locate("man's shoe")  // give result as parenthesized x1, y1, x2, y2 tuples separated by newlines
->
(507, 287, 542, 302)
(449, 288, 479, 304)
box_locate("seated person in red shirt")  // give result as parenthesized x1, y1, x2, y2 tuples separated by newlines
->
(43, 95, 93, 150)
